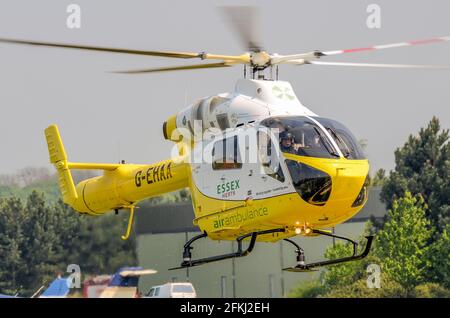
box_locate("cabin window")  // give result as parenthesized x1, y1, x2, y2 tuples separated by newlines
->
(191, 99, 201, 120)
(209, 96, 229, 113)
(147, 288, 155, 297)
(257, 131, 285, 182)
(212, 135, 242, 170)
(216, 113, 230, 130)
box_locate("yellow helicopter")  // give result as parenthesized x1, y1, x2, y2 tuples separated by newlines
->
(2, 8, 449, 272)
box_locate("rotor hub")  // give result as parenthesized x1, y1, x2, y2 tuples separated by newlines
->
(250, 51, 271, 68)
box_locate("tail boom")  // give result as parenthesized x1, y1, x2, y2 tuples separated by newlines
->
(45, 125, 189, 215)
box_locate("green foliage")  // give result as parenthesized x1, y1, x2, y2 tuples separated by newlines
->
(0, 163, 190, 296)
(0, 179, 60, 204)
(380, 116, 449, 232)
(375, 192, 431, 290)
(0, 191, 137, 296)
(0, 197, 26, 295)
(67, 211, 137, 275)
(290, 193, 448, 298)
(0, 192, 69, 295)
(427, 224, 450, 288)
(288, 279, 326, 298)
(319, 223, 381, 289)
(412, 283, 450, 298)
(370, 168, 387, 187)
(323, 277, 408, 298)
(0, 170, 190, 295)
(321, 242, 360, 288)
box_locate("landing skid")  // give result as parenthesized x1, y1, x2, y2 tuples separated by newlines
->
(169, 228, 286, 270)
(282, 229, 374, 272)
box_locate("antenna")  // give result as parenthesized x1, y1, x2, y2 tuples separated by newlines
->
(117, 140, 121, 164)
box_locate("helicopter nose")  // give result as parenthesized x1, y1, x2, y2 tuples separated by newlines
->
(330, 161, 369, 205)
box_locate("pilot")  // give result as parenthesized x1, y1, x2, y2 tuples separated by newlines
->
(279, 131, 297, 154)
(310, 133, 324, 150)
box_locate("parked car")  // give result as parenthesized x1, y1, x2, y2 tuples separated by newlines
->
(145, 282, 197, 298)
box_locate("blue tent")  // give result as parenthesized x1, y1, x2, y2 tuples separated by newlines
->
(39, 277, 70, 298)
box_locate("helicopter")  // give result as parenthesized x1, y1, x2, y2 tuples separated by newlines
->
(2, 7, 449, 272)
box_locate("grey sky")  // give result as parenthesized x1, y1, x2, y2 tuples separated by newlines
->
(0, 0, 449, 175)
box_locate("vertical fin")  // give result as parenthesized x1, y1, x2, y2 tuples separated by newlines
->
(44, 125, 78, 205)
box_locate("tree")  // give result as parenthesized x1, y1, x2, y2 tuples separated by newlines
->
(370, 168, 387, 187)
(289, 223, 383, 298)
(319, 222, 381, 289)
(51, 200, 83, 267)
(323, 277, 408, 298)
(375, 192, 432, 292)
(288, 280, 326, 298)
(427, 224, 450, 288)
(320, 241, 362, 288)
(19, 191, 61, 294)
(0, 197, 26, 295)
(0, 191, 138, 296)
(17, 167, 53, 187)
(413, 283, 450, 298)
(380, 116, 449, 232)
(289, 193, 449, 298)
(69, 211, 137, 275)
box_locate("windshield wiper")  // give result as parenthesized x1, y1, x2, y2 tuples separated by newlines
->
(313, 127, 340, 158)
(326, 127, 352, 158)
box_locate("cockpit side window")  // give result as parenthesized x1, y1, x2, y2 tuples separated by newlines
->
(261, 116, 339, 159)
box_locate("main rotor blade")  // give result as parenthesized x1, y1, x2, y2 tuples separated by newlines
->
(321, 36, 450, 56)
(306, 60, 450, 69)
(0, 37, 251, 64)
(0, 37, 201, 59)
(111, 62, 232, 74)
(220, 6, 262, 52)
(272, 36, 450, 65)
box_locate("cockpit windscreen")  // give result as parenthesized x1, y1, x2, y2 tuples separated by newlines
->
(261, 116, 366, 160)
(261, 116, 339, 159)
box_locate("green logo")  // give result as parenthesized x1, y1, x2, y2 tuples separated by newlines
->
(272, 85, 295, 101)
(213, 207, 269, 229)
(217, 179, 240, 195)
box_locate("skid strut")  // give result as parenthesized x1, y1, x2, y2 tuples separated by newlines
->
(121, 205, 137, 241)
(169, 228, 285, 270)
(283, 229, 374, 272)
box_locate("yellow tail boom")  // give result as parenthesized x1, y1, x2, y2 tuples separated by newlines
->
(45, 124, 190, 238)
